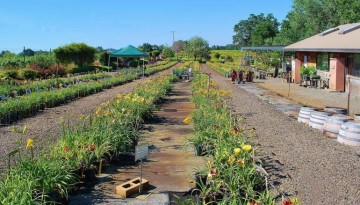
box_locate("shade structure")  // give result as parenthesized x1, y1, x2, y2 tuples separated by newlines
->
(110, 45, 148, 57)
(108, 45, 148, 77)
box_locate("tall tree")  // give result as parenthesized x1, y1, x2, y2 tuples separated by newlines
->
(275, 0, 360, 45)
(138, 43, 153, 53)
(184, 36, 210, 60)
(233, 13, 279, 47)
(20, 48, 35, 56)
(161, 45, 174, 58)
(172, 40, 186, 53)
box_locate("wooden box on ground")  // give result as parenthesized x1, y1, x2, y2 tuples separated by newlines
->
(115, 177, 149, 198)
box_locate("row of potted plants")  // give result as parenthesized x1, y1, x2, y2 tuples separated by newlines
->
(0, 61, 178, 125)
(180, 72, 276, 204)
(0, 72, 112, 97)
(0, 74, 177, 204)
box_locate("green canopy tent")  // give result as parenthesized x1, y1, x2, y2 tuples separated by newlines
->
(108, 45, 149, 76)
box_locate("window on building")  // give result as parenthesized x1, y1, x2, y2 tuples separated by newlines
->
(316, 53, 329, 71)
(348, 54, 360, 77)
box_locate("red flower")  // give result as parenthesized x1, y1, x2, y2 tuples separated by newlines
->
(89, 144, 96, 151)
(283, 200, 294, 205)
(248, 200, 261, 205)
(233, 126, 239, 134)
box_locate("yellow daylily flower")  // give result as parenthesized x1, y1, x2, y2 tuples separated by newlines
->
(242, 144, 252, 152)
(183, 117, 191, 124)
(234, 148, 241, 156)
(26, 139, 34, 149)
(291, 198, 299, 204)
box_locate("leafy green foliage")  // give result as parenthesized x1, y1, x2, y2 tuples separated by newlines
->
(18, 69, 39, 80)
(19, 49, 35, 57)
(1, 70, 18, 79)
(31, 53, 55, 68)
(234, 0, 360, 46)
(53, 43, 96, 67)
(0, 61, 177, 124)
(300, 65, 317, 77)
(151, 50, 161, 57)
(233, 13, 279, 47)
(184, 36, 210, 60)
(161, 45, 175, 58)
(274, 0, 360, 45)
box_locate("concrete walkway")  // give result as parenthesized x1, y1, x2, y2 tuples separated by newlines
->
(257, 77, 360, 115)
(69, 81, 204, 205)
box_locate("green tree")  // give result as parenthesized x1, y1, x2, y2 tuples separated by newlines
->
(233, 13, 279, 47)
(274, 0, 360, 45)
(0, 51, 14, 57)
(184, 36, 210, 60)
(20, 49, 35, 56)
(161, 45, 174, 58)
(138, 43, 153, 53)
(53, 43, 96, 67)
(151, 50, 161, 57)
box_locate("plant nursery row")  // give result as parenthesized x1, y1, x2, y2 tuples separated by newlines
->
(0, 74, 177, 204)
(0, 61, 177, 125)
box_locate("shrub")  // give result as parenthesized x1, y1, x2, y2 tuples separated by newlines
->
(70, 66, 95, 74)
(214, 52, 220, 59)
(19, 69, 38, 80)
(226, 55, 233, 62)
(300, 65, 316, 77)
(31, 53, 55, 68)
(30, 64, 66, 78)
(53, 43, 96, 67)
(2, 70, 18, 79)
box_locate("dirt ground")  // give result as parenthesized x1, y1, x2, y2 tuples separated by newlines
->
(0, 64, 180, 171)
(201, 64, 360, 205)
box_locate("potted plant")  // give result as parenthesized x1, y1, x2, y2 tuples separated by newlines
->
(194, 167, 208, 189)
(300, 65, 310, 81)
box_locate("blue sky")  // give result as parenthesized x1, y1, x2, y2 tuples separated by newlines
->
(0, 0, 292, 53)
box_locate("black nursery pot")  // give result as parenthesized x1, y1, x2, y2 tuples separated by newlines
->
(194, 145, 204, 156)
(195, 174, 207, 189)
(48, 190, 69, 205)
(83, 167, 97, 181)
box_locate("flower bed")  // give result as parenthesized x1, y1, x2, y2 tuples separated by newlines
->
(0, 61, 178, 125)
(183, 73, 275, 204)
(0, 74, 176, 204)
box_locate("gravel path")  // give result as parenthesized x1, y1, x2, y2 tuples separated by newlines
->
(0, 64, 180, 171)
(201, 64, 360, 205)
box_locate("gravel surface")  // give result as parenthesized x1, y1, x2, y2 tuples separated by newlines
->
(0, 64, 180, 171)
(201, 64, 360, 205)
